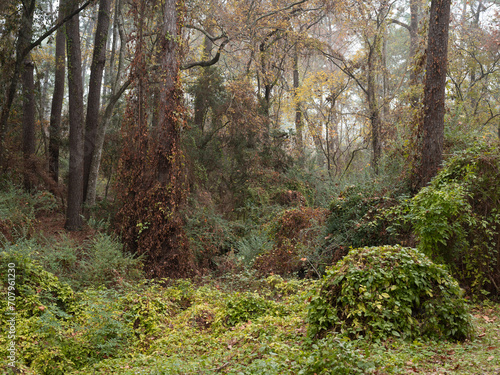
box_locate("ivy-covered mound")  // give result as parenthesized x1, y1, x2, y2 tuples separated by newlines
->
(307, 245, 473, 341)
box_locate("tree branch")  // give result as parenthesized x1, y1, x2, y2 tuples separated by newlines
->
(390, 18, 410, 31)
(26, 0, 94, 57)
(181, 38, 229, 70)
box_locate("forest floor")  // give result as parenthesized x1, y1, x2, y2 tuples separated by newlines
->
(371, 304, 500, 374)
(2, 202, 500, 374)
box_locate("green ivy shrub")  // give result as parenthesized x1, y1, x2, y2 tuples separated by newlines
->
(307, 245, 473, 341)
(410, 144, 500, 297)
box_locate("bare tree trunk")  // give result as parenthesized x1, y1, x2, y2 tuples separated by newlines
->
(65, 1, 85, 230)
(83, 0, 112, 204)
(48, 5, 66, 183)
(417, 0, 451, 188)
(22, 60, 36, 191)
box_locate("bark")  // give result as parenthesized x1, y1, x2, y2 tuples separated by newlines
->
(22, 60, 36, 191)
(193, 35, 214, 130)
(65, 1, 85, 230)
(417, 0, 451, 188)
(48, 5, 66, 183)
(83, 0, 112, 203)
(408, 0, 421, 107)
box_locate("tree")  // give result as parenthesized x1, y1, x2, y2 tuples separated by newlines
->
(83, 0, 112, 204)
(48, 4, 66, 183)
(64, 0, 85, 230)
(115, 0, 195, 278)
(416, 0, 452, 189)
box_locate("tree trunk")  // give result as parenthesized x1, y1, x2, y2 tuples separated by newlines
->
(86, 80, 130, 207)
(22, 60, 36, 191)
(417, 0, 451, 188)
(293, 47, 303, 154)
(65, 1, 85, 230)
(157, 0, 181, 186)
(83, 0, 112, 204)
(0, 0, 36, 168)
(48, 5, 66, 183)
(367, 44, 381, 173)
(408, 0, 421, 107)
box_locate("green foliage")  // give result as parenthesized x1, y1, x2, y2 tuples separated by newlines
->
(253, 206, 328, 276)
(5, 233, 144, 291)
(300, 335, 376, 374)
(410, 144, 500, 297)
(224, 292, 277, 326)
(183, 201, 238, 271)
(323, 186, 412, 266)
(307, 245, 473, 341)
(0, 184, 57, 240)
(235, 230, 273, 268)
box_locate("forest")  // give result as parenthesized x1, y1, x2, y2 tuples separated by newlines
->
(0, 0, 500, 373)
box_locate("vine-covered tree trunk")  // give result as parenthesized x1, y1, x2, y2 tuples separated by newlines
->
(65, 0, 85, 230)
(417, 0, 451, 189)
(115, 0, 194, 278)
(83, 0, 112, 204)
(48, 5, 66, 183)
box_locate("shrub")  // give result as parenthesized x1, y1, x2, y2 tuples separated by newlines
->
(410, 144, 500, 297)
(183, 202, 238, 272)
(253, 207, 328, 276)
(323, 186, 413, 266)
(307, 245, 473, 341)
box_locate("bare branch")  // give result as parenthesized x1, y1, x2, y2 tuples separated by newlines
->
(181, 38, 229, 70)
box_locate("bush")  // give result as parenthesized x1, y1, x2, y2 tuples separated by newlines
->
(253, 207, 328, 276)
(323, 186, 413, 266)
(307, 245, 473, 341)
(410, 144, 500, 297)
